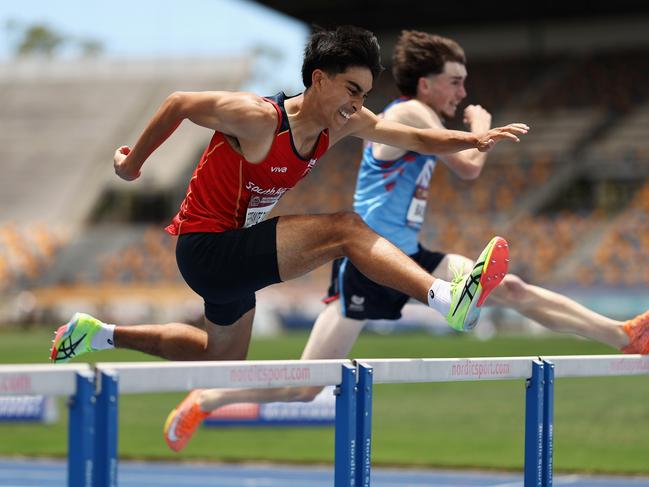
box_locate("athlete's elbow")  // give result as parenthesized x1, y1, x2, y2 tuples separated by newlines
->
(165, 92, 189, 118)
(459, 166, 482, 180)
(453, 160, 484, 180)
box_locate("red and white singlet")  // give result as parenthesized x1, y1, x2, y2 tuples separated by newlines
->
(166, 92, 330, 235)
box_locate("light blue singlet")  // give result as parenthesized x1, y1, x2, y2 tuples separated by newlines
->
(353, 98, 437, 255)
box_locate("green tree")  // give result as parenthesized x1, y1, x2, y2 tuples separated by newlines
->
(16, 24, 66, 57)
(78, 38, 104, 58)
(4, 21, 104, 58)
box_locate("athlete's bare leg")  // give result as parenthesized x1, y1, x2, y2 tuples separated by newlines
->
(434, 254, 629, 349)
(196, 300, 365, 410)
(277, 212, 435, 303)
(492, 275, 629, 348)
(113, 308, 255, 361)
(124, 211, 436, 363)
(300, 300, 364, 360)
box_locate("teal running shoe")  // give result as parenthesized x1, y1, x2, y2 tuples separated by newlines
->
(446, 236, 509, 332)
(50, 312, 104, 363)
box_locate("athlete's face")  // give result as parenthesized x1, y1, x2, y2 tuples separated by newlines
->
(419, 61, 467, 120)
(313, 66, 373, 128)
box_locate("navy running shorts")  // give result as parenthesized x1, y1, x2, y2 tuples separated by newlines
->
(325, 245, 445, 320)
(175, 217, 281, 325)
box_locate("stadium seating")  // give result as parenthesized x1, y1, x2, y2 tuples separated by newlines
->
(0, 223, 69, 292)
(0, 58, 249, 225)
(3, 46, 649, 324)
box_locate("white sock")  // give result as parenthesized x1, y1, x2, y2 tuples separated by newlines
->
(90, 323, 116, 350)
(427, 279, 451, 316)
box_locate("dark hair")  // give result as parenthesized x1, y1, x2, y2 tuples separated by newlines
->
(392, 30, 466, 97)
(301, 25, 384, 88)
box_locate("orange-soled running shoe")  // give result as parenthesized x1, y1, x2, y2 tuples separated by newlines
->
(164, 390, 210, 452)
(621, 310, 649, 354)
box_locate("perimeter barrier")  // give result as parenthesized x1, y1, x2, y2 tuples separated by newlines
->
(2, 354, 648, 487)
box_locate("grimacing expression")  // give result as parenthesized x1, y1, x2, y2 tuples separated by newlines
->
(423, 61, 467, 119)
(314, 66, 373, 128)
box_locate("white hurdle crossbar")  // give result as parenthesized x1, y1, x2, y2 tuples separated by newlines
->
(543, 354, 649, 378)
(95, 359, 348, 393)
(357, 356, 535, 383)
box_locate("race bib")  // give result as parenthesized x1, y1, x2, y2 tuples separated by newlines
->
(244, 195, 280, 228)
(406, 186, 428, 226)
(406, 158, 435, 228)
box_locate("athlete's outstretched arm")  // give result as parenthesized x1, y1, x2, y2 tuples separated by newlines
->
(113, 91, 277, 181)
(347, 107, 528, 156)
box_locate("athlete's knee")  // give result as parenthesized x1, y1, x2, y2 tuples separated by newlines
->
(493, 273, 530, 306)
(329, 211, 371, 244)
(202, 331, 249, 360)
(504, 273, 529, 293)
(335, 211, 366, 232)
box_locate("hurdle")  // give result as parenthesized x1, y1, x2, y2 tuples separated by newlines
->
(4, 354, 648, 487)
(352, 357, 547, 486)
(0, 364, 94, 487)
(539, 354, 649, 487)
(92, 360, 355, 487)
(352, 355, 649, 487)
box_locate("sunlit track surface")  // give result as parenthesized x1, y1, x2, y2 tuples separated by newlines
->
(1, 459, 649, 487)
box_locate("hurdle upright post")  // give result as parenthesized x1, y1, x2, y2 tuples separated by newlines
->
(542, 361, 554, 487)
(334, 363, 357, 487)
(524, 360, 544, 487)
(68, 370, 96, 487)
(94, 370, 119, 487)
(355, 363, 373, 487)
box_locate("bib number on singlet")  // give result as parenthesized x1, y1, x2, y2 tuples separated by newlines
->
(406, 158, 435, 228)
(406, 186, 428, 226)
(244, 196, 280, 228)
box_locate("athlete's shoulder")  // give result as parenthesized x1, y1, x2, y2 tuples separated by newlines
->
(383, 99, 442, 130)
(218, 91, 279, 137)
(227, 92, 278, 120)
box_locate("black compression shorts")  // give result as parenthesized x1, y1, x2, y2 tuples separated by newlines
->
(325, 245, 445, 321)
(175, 217, 281, 325)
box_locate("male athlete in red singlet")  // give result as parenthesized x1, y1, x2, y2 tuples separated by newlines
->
(166, 93, 329, 234)
(50, 26, 528, 365)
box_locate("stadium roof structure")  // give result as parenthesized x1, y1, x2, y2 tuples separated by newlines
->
(253, 0, 649, 32)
